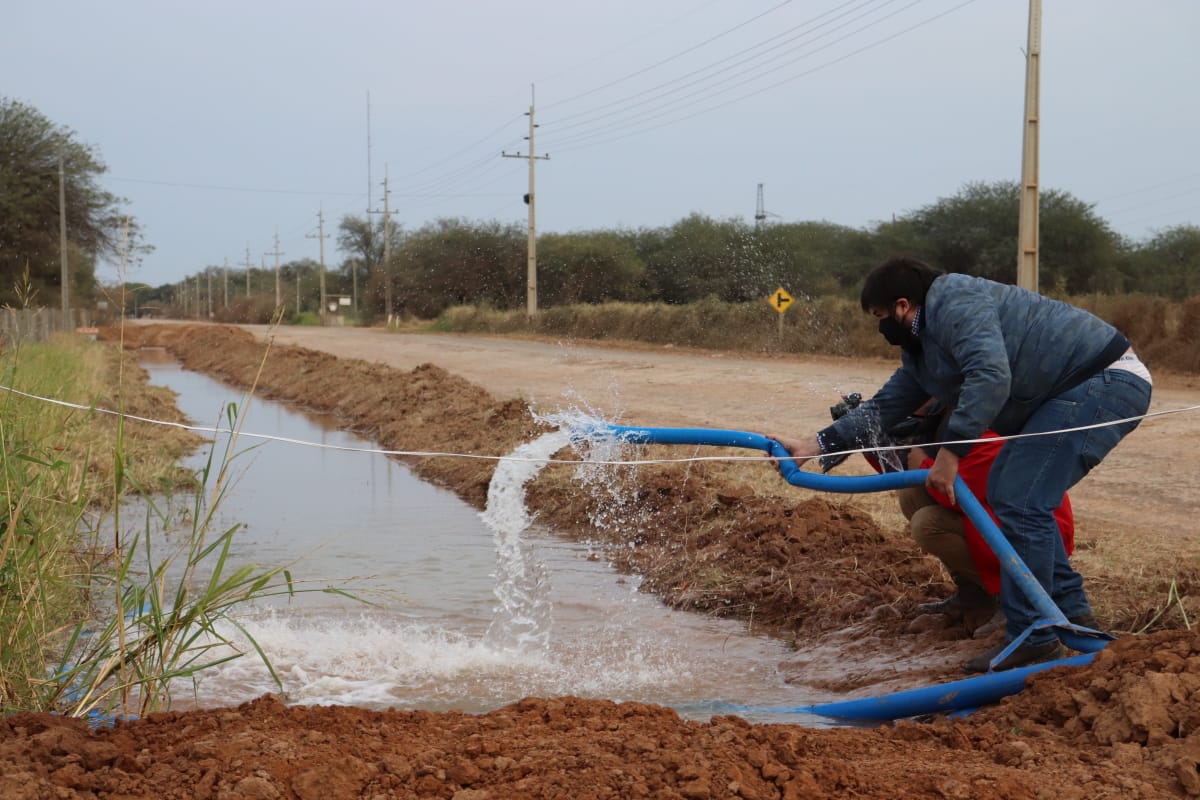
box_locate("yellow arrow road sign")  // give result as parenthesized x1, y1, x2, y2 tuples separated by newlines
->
(769, 287, 795, 314)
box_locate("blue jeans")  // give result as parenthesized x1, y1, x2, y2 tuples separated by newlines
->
(986, 368, 1153, 644)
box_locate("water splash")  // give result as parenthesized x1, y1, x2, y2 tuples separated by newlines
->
(480, 428, 570, 652)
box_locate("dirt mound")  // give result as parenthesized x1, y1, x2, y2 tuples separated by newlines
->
(581, 474, 946, 638)
(0, 692, 1160, 800)
(968, 630, 1200, 795)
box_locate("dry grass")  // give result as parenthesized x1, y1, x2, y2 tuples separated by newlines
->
(1071, 517, 1199, 635)
(435, 295, 1200, 375)
(435, 297, 892, 358)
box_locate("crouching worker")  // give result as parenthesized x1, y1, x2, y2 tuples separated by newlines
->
(770, 257, 1152, 672)
(827, 395, 1076, 637)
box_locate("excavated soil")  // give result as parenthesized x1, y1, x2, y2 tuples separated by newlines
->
(0, 322, 1194, 799)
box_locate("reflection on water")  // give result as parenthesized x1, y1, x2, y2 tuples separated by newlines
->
(136, 349, 821, 724)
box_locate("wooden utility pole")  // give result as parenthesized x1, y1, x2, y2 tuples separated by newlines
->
(58, 156, 69, 315)
(376, 168, 397, 324)
(1017, 0, 1042, 292)
(243, 243, 253, 296)
(502, 85, 549, 319)
(267, 227, 284, 309)
(307, 206, 329, 319)
(358, 90, 372, 314)
(223, 257, 230, 309)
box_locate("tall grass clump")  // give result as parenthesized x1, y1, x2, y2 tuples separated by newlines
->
(0, 334, 118, 710)
(48, 402, 331, 719)
(1, 331, 352, 718)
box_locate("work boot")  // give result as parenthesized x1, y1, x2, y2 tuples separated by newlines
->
(1067, 612, 1099, 630)
(916, 577, 996, 628)
(971, 609, 1006, 639)
(962, 638, 1065, 673)
(961, 599, 1001, 636)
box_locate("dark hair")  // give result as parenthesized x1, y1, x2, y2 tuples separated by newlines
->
(859, 257, 945, 312)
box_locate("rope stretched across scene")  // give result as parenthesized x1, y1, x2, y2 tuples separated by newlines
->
(3, 383, 1196, 468)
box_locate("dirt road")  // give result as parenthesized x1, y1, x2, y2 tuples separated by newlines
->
(247, 325, 1200, 564)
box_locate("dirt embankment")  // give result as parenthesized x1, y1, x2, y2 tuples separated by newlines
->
(1, 630, 1197, 799)
(0, 322, 1192, 799)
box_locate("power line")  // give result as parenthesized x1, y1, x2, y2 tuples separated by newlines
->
(535, 0, 726, 86)
(103, 175, 361, 197)
(547, 0, 980, 155)
(390, 115, 525, 184)
(541, 0, 797, 113)
(1093, 172, 1200, 204)
(543, 0, 924, 150)
(1103, 185, 1200, 218)
(542, 0, 879, 130)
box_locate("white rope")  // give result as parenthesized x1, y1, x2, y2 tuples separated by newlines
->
(3, 383, 1198, 468)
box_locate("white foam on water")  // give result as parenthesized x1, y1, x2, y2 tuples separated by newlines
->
(173, 600, 730, 715)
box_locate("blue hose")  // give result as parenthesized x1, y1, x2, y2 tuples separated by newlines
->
(691, 652, 1096, 722)
(584, 423, 1111, 718)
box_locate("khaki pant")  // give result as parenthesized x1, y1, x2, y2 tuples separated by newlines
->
(897, 485, 983, 589)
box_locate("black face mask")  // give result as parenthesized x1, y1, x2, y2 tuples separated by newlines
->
(878, 316, 908, 347)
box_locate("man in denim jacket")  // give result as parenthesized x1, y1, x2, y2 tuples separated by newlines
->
(771, 257, 1153, 672)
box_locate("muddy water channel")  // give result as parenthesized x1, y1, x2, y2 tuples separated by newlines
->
(138, 351, 818, 724)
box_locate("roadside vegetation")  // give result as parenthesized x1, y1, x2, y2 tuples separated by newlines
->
(0, 332, 339, 718)
(138, 181, 1200, 329)
(432, 293, 1200, 376)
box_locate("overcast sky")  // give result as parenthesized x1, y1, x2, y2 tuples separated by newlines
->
(5, 0, 1198, 287)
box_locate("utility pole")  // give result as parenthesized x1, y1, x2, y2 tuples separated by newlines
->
(194, 274, 201, 320)
(267, 227, 284, 309)
(58, 156, 69, 316)
(502, 85, 549, 319)
(373, 167, 398, 324)
(307, 206, 329, 320)
(1017, 0, 1042, 292)
(351, 239, 360, 313)
(206, 268, 213, 319)
(359, 90, 372, 314)
(223, 257, 230, 309)
(243, 243, 253, 296)
(366, 91, 373, 232)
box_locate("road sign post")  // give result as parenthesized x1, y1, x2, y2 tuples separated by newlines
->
(768, 287, 795, 348)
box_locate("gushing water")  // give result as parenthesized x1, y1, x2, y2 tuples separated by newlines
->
(481, 429, 569, 651)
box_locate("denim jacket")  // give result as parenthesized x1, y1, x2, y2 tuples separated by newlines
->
(821, 273, 1129, 458)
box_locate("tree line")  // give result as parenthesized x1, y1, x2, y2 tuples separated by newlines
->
(3, 96, 1197, 320)
(197, 189, 1198, 323)
(158, 181, 1200, 323)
